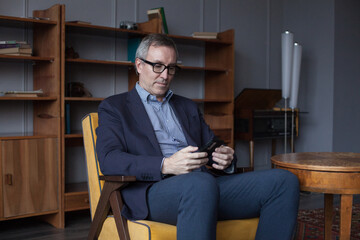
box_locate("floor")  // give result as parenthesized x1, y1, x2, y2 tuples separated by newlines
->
(0, 193, 359, 239)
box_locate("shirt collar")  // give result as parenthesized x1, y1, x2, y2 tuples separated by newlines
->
(135, 82, 173, 103)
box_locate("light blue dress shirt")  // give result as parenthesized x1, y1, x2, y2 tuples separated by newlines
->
(135, 82, 188, 158)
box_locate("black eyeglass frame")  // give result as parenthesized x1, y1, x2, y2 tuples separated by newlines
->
(139, 58, 180, 75)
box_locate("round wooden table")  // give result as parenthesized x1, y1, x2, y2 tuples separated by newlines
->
(271, 152, 360, 240)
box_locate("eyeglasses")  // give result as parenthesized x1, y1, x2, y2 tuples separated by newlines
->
(139, 58, 180, 75)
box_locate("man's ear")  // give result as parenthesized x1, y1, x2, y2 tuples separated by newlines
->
(135, 58, 142, 74)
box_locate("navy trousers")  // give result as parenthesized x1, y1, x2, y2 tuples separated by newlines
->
(146, 169, 299, 240)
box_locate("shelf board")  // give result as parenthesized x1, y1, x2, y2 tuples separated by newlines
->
(66, 22, 148, 37)
(0, 54, 54, 62)
(65, 97, 104, 101)
(65, 22, 232, 45)
(65, 133, 83, 138)
(0, 96, 57, 101)
(168, 33, 233, 45)
(66, 58, 133, 66)
(0, 133, 58, 140)
(0, 95, 57, 101)
(0, 15, 57, 27)
(65, 182, 89, 212)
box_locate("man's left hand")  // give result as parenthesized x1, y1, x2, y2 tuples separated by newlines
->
(211, 146, 234, 170)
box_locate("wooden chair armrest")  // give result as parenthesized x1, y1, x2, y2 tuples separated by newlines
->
(99, 175, 136, 182)
(89, 175, 136, 240)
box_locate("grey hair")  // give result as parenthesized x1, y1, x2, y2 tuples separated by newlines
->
(135, 34, 178, 72)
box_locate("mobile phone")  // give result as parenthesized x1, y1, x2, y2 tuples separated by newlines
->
(198, 138, 225, 156)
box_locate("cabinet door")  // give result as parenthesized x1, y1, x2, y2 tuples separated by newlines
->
(1, 138, 58, 218)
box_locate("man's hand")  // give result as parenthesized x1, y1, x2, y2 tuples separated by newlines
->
(211, 146, 234, 170)
(162, 146, 208, 175)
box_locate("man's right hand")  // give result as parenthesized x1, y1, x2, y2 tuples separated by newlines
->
(161, 146, 208, 175)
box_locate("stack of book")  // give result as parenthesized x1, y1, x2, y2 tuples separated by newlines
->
(192, 32, 218, 39)
(0, 40, 32, 56)
(147, 7, 168, 34)
(0, 89, 43, 97)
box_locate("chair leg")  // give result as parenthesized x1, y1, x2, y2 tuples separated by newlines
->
(88, 181, 128, 240)
(110, 190, 131, 240)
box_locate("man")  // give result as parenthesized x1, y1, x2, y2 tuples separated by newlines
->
(96, 33, 299, 240)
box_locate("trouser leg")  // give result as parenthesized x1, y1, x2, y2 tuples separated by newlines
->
(147, 169, 299, 240)
(147, 172, 218, 240)
(216, 169, 300, 240)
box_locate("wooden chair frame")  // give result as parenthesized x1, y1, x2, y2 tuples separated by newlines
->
(88, 176, 136, 240)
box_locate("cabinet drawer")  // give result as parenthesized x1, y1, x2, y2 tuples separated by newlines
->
(65, 192, 89, 212)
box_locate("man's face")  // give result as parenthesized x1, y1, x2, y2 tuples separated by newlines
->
(136, 45, 177, 102)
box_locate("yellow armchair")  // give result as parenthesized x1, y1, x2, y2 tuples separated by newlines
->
(82, 112, 259, 240)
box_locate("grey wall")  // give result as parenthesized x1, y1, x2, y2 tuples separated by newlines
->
(282, 0, 336, 154)
(1, 0, 359, 171)
(332, 0, 360, 152)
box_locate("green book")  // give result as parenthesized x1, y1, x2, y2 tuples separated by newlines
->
(158, 7, 168, 34)
(148, 7, 168, 34)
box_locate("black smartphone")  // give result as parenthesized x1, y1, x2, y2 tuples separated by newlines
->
(198, 138, 225, 156)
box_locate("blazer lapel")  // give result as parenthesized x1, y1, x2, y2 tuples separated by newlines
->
(127, 89, 162, 154)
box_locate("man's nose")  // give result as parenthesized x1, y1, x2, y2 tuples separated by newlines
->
(159, 68, 169, 79)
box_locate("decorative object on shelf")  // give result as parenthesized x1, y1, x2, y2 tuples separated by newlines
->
(147, 7, 168, 34)
(65, 46, 79, 59)
(192, 32, 218, 39)
(119, 21, 138, 30)
(66, 82, 92, 97)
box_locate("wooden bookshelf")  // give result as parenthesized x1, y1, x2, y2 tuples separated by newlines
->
(0, 5, 63, 228)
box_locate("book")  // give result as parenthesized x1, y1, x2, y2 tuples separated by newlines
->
(2, 89, 43, 97)
(65, 103, 71, 134)
(3, 53, 32, 56)
(0, 47, 32, 55)
(127, 38, 142, 63)
(147, 7, 168, 34)
(0, 40, 27, 45)
(192, 32, 218, 39)
(0, 43, 31, 49)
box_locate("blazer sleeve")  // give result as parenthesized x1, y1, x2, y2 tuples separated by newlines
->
(96, 95, 163, 182)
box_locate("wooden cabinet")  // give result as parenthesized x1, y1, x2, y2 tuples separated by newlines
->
(1, 137, 58, 218)
(0, 5, 62, 227)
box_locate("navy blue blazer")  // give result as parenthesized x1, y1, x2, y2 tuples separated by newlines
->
(96, 88, 234, 220)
